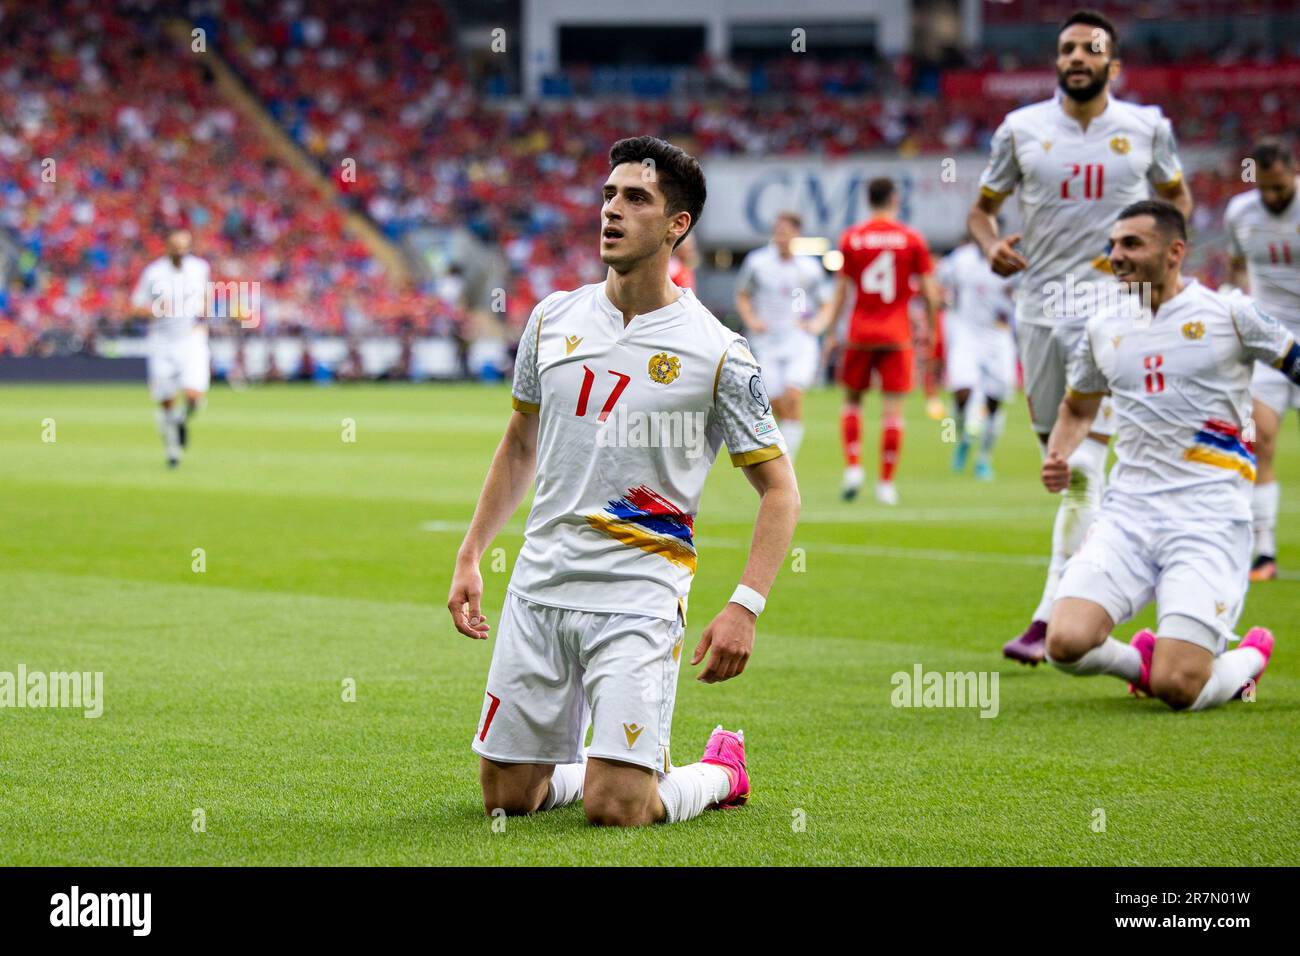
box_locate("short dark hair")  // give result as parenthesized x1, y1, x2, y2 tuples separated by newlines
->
(1253, 137, 1295, 170)
(1117, 198, 1186, 243)
(867, 177, 896, 209)
(1060, 9, 1120, 58)
(608, 136, 706, 249)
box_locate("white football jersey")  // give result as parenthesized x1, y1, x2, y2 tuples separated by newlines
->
(936, 243, 1014, 331)
(507, 283, 786, 622)
(734, 244, 826, 339)
(130, 255, 212, 341)
(979, 95, 1184, 330)
(1067, 279, 1294, 521)
(1224, 184, 1300, 335)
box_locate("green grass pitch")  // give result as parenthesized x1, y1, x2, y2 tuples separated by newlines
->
(1, 382, 1297, 866)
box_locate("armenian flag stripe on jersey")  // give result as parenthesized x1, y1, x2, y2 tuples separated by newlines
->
(586, 485, 697, 573)
(1182, 419, 1256, 481)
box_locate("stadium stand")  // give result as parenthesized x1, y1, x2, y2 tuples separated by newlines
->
(2, 0, 1297, 363)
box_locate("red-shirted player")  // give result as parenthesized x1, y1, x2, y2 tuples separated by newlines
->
(669, 233, 699, 289)
(812, 178, 942, 503)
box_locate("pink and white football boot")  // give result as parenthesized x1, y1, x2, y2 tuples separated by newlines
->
(701, 726, 750, 808)
(1234, 627, 1275, 699)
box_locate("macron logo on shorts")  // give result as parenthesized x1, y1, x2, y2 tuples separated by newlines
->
(623, 722, 644, 748)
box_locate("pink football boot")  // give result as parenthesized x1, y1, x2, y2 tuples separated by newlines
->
(701, 726, 750, 808)
(1127, 629, 1156, 697)
(1234, 627, 1275, 699)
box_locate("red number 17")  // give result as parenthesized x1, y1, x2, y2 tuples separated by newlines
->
(575, 366, 631, 422)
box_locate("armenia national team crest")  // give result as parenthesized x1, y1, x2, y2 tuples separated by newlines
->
(648, 352, 681, 385)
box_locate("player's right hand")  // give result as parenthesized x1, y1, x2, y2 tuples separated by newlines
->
(1041, 451, 1070, 493)
(988, 233, 1029, 277)
(447, 561, 490, 639)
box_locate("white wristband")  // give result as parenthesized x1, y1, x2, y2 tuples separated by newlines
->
(729, 584, 766, 617)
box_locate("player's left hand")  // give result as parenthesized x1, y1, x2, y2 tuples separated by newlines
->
(692, 603, 756, 683)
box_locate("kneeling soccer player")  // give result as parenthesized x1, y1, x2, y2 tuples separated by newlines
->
(447, 136, 800, 825)
(1042, 199, 1296, 710)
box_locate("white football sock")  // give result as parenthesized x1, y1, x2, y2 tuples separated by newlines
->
(1047, 636, 1141, 681)
(1189, 647, 1266, 711)
(656, 762, 730, 824)
(156, 407, 180, 459)
(1032, 438, 1106, 623)
(539, 760, 586, 811)
(780, 419, 805, 460)
(1252, 481, 1279, 557)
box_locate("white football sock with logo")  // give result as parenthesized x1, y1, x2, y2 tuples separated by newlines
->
(780, 420, 804, 460)
(1252, 480, 1279, 557)
(1047, 636, 1140, 681)
(657, 763, 730, 823)
(1032, 437, 1106, 623)
(1190, 647, 1266, 711)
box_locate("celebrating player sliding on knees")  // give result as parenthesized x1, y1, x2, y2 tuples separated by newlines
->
(446, 136, 800, 827)
(1040, 200, 1295, 711)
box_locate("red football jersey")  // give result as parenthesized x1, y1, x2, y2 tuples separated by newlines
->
(838, 218, 932, 348)
(669, 256, 695, 290)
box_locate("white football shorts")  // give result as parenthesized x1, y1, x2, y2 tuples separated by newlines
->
(148, 332, 210, 402)
(473, 592, 685, 773)
(1250, 360, 1300, 418)
(945, 322, 1017, 401)
(1055, 505, 1251, 654)
(748, 330, 820, 399)
(1018, 322, 1116, 437)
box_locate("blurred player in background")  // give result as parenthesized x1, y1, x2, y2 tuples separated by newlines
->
(936, 238, 1017, 480)
(735, 211, 826, 460)
(447, 136, 800, 828)
(669, 232, 699, 290)
(968, 9, 1192, 664)
(1043, 201, 1287, 710)
(921, 298, 948, 421)
(129, 229, 211, 468)
(814, 177, 940, 504)
(1224, 137, 1300, 582)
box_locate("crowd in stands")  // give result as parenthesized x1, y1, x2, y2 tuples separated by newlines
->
(1, 0, 1294, 358)
(0, 0, 454, 356)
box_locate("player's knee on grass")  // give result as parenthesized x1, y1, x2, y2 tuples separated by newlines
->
(1149, 664, 1208, 711)
(1045, 602, 1109, 664)
(583, 760, 659, 827)
(1150, 631, 1215, 711)
(479, 759, 550, 816)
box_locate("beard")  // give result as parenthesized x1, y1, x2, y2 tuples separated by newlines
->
(1057, 65, 1109, 103)
(1263, 188, 1297, 215)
